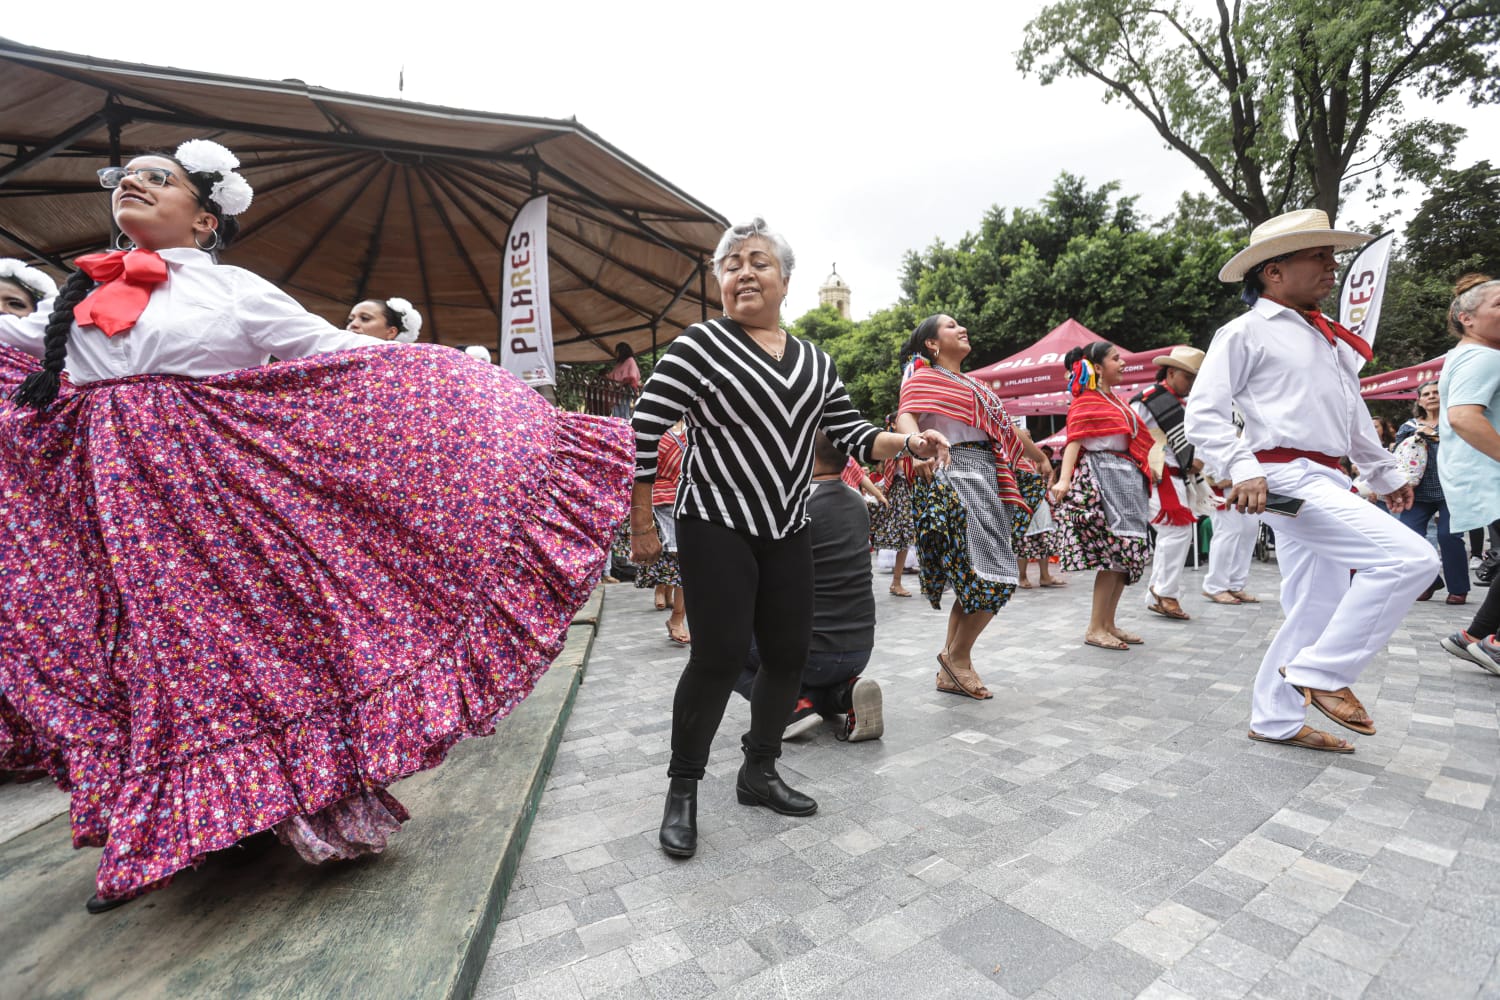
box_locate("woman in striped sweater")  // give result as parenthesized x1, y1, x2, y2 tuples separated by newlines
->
(631, 219, 949, 859)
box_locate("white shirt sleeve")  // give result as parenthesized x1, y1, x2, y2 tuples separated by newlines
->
(1186, 324, 1263, 484)
(0, 309, 48, 359)
(1348, 401, 1405, 495)
(232, 271, 373, 360)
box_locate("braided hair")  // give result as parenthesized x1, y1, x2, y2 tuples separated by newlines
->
(13, 151, 241, 412)
(13, 269, 96, 410)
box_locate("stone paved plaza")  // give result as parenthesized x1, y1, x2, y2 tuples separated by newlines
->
(479, 555, 1500, 1000)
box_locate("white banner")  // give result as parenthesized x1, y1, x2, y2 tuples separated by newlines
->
(1338, 230, 1395, 356)
(499, 195, 555, 386)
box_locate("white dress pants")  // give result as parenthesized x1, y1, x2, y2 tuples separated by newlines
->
(1204, 507, 1260, 593)
(1251, 461, 1439, 739)
(1145, 488, 1195, 601)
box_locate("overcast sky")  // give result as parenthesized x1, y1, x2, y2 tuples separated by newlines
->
(8, 1, 1496, 320)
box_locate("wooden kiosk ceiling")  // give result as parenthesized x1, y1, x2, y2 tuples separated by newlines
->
(0, 39, 728, 362)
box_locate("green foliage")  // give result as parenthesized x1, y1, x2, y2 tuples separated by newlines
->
(1017, 0, 1500, 225)
(791, 175, 1246, 418)
(1403, 160, 1500, 275)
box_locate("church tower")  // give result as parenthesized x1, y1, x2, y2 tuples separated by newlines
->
(818, 265, 851, 319)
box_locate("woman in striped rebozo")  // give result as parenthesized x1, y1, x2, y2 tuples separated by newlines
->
(897, 315, 1053, 700)
(629, 219, 950, 860)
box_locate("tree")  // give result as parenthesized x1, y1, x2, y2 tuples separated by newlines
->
(1017, 0, 1500, 225)
(1403, 159, 1500, 274)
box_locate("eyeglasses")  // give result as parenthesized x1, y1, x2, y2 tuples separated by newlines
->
(97, 166, 187, 190)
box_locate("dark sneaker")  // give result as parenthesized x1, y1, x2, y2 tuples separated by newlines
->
(1442, 631, 1480, 664)
(784, 698, 822, 740)
(839, 678, 884, 743)
(1470, 636, 1500, 677)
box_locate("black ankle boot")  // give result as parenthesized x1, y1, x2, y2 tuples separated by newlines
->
(659, 777, 698, 858)
(736, 752, 817, 816)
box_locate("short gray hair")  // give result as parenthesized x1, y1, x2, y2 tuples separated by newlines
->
(713, 218, 795, 280)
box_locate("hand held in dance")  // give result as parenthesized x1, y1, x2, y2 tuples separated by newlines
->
(911, 430, 951, 469)
(1227, 476, 1268, 514)
(868, 484, 888, 505)
(1381, 483, 1415, 514)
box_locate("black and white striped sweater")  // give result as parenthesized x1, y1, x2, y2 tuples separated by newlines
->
(631, 317, 881, 539)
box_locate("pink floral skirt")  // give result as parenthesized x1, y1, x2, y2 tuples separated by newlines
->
(0, 344, 631, 901)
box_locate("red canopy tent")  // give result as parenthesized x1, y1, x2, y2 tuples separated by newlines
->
(1360, 358, 1444, 399)
(970, 317, 1178, 403)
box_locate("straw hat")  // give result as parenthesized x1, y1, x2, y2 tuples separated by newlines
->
(1218, 209, 1372, 283)
(1154, 346, 1206, 374)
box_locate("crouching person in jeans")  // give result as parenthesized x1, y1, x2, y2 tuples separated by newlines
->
(735, 433, 884, 742)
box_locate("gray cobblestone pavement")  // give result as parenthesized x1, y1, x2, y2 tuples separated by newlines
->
(478, 557, 1500, 1000)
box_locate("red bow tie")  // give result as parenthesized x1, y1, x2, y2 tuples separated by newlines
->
(72, 249, 170, 336)
(1302, 309, 1372, 362)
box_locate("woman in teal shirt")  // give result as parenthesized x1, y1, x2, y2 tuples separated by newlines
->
(1438, 273, 1500, 674)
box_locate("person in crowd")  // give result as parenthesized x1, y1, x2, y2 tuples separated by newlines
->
(733, 432, 884, 743)
(1014, 438, 1065, 589)
(1050, 341, 1155, 650)
(635, 419, 690, 644)
(0, 259, 58, 317)
(1185, 209, 1434, 753)
(1371, 415, 1399, 450)
(0, 140, 630, 912)
(867, 416, 918, 596)
(841, 454, 887, 504)
(605, 341, 641, 418)
(1435, 275, 1500, 674)
(896, 314, 1051, 699)
(630, 219, 947, 860)
(347, 296, 421, 342)
(1395, 380, 1470, 606)
(1133, 346, 1207, 620)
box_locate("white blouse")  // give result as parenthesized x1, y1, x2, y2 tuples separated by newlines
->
(0, 247, 371, 383)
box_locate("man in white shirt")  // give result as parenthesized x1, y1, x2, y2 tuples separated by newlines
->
(1203, 408, 1263, 605)
(1184, 210, 1435, 753)
(1133, 346, 1206, 621)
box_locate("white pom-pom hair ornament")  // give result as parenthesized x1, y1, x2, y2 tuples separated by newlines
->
(0, 258, 59, 304)
(386, 297, 422, 343)
(174, 139, 254, 217)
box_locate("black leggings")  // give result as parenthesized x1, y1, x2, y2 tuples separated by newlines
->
(669, 517, 813, 780)
(1468, 582, 1500, 640)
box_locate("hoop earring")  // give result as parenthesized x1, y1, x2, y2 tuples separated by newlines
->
(195, 230, 221, 252)
(112, 231, 135, 252)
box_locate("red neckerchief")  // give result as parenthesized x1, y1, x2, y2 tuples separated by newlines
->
(1264, 295, 1372, 361)
(72, 249, 170, 336)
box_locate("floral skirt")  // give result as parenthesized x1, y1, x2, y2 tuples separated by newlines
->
(1013, 474, 1054, 560)
(1053, 453, 1151, 584)
(868, 475, 915, 549)
(912, 450, 1045, 615)
(0, 344, 631, 900)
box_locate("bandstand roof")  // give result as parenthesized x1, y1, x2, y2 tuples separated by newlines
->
(0, 38, 728, 362)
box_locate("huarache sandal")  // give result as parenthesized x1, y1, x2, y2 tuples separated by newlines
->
(1039, 578, 1067, 587)
(1109, 628, 1144, 644)
(1247, 725, 1354, 753)
(1084, 634, 1129, 651)
(654, 587, 669, 611)
(889, 584, 912, 597)
(1147, 588, 1191, 620)
(1279, 667, 1375, 735)
(936, 652, 991, 699)
(1018, 579, 1034, 589)
(1228, 590, 1259, 603)
(666, 620, 690, 646)
(1203, 590, 1242, 604)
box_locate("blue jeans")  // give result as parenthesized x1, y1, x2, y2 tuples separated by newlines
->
(1397, 499, 1470, 596)
(735, 644, 871, 718)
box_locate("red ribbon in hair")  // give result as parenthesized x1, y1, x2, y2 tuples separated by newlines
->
(72, 249, 170, 336)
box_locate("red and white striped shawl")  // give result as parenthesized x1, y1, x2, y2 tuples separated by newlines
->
(899, 365, 1028, 510)
(650, 430, 686, 507)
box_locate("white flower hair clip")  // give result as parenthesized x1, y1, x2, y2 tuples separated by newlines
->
(175, 139, 254, 216)
(386, 297, 423, 343)
(0, 258, 59, 304)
